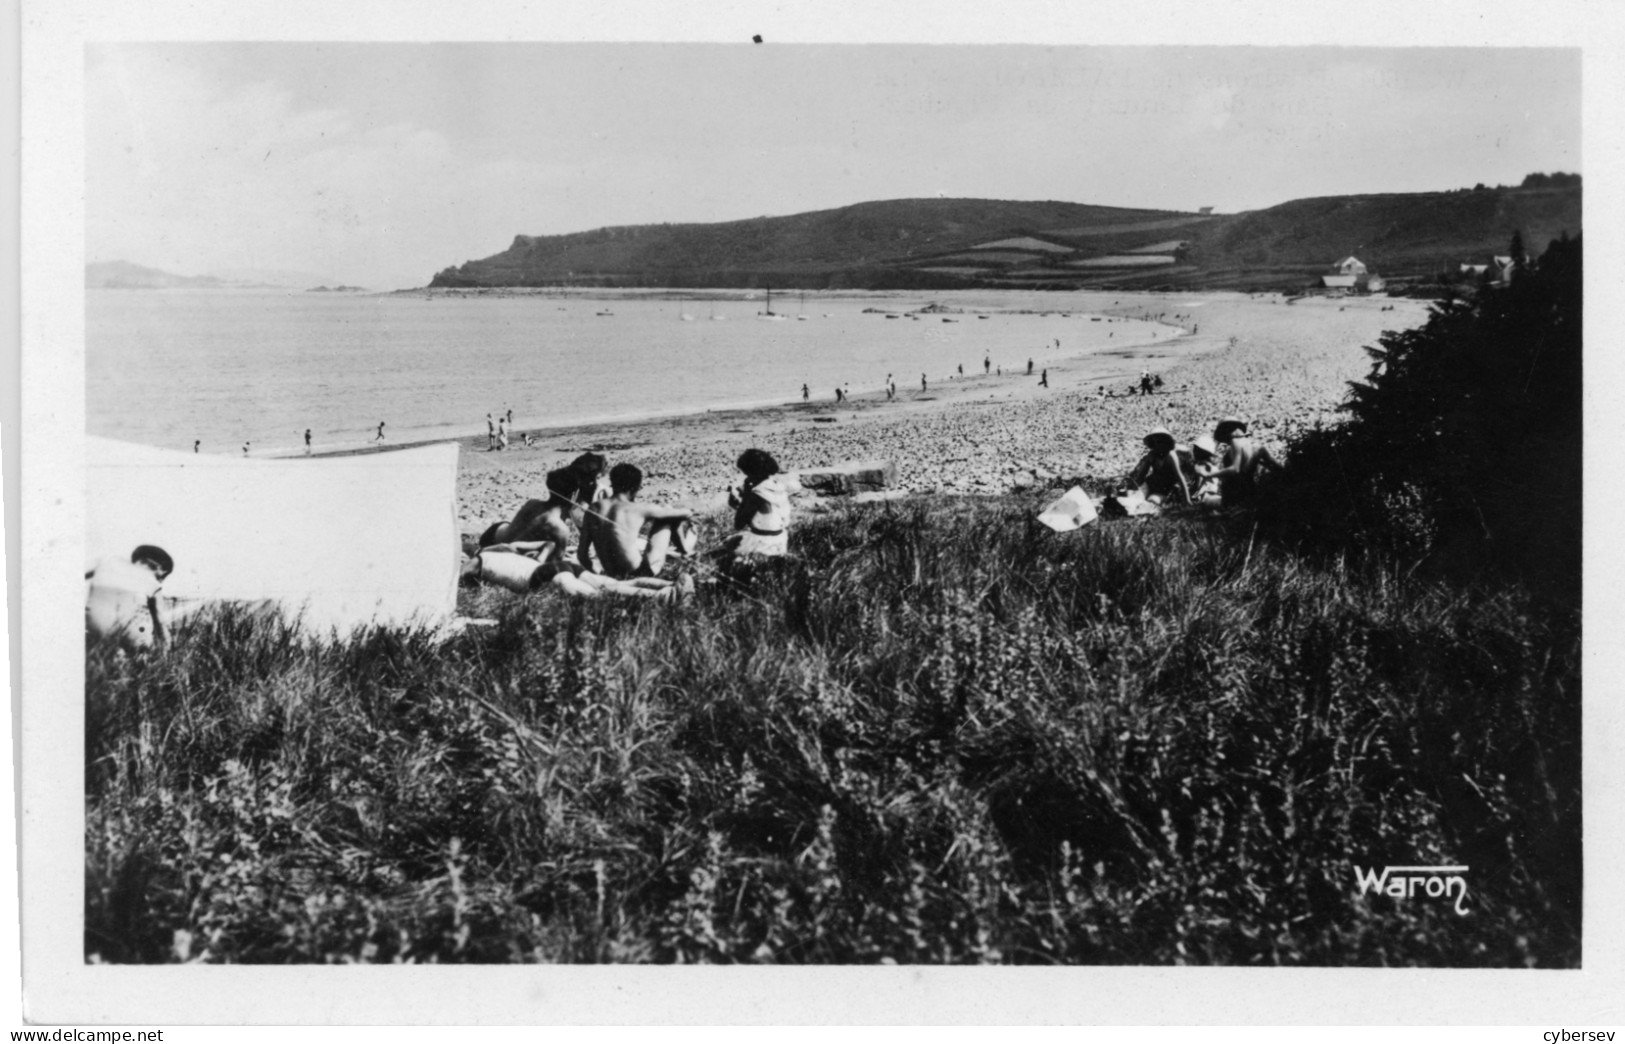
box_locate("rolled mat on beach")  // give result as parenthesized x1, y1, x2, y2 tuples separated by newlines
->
(472, 551, 550, 594)
(86, 436, 461, 636)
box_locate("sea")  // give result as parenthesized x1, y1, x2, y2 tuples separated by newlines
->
(87, 287, 1177, 456)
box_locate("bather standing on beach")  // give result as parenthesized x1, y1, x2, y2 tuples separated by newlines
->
(921, 373, 928, 393)
(802, 384, 809, 402)
(984, 354, 991, 374)
(304, 429, 312, 455)
(1027, 358, 1033, 375)
(487, 413, 495, 450)
(578, 463, 694, 585)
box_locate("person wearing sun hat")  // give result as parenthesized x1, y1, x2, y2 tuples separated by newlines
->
(1190, 433, 1224, 506)
(1127, 426, 1195, 507)
(1208, 417, 1279, 506)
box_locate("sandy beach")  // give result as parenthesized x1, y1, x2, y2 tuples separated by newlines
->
(448, 292, 1432, 531)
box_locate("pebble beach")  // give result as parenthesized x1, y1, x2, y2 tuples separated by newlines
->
(452, 293, 1432, 531)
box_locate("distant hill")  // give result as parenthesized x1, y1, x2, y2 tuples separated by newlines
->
(87, 261, 229, 289)
(87, 261, 343, 290)
(429, 186, 1581, 293)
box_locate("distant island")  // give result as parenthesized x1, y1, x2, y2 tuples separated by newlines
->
(429, 177, 1581, 295)
(87, 260, 345, 291)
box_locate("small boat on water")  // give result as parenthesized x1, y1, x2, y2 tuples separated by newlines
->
(757, 286, 787, 321)
(596, 309, 614, 317)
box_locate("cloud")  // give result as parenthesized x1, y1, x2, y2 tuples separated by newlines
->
(88, 48, 495, 286)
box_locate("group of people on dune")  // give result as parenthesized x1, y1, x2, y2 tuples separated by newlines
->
(1121, 417, 1277, 511)
(470, 447, 792, 601)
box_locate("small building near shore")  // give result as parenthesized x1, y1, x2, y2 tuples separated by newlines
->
(1314, 256, 1382, 293)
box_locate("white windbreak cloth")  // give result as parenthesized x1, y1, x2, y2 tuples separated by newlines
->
(86, 437, 461, 637)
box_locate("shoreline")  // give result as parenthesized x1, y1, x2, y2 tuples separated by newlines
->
(447, 292, 1431, 530)
(288, 309, 1199, 462)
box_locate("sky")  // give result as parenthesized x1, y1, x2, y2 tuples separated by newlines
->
(85, 43, 1580, 290)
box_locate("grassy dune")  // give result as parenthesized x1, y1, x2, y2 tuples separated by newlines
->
(85, 500, 1579, 965)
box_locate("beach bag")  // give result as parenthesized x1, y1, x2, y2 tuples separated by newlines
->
(1037, 487, 1099, 532)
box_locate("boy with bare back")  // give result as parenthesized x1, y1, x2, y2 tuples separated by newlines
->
(578, 462, 695, 584)
(478, 452, 606, 561)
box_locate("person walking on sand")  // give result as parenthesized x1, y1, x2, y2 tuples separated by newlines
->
(304, 429, 312, 456)
(578, 463, 696, 586)
(374, 422, 386, 443)
(487, 413, 496, 450)
(506, 408, 513, 426)
(194, 440, 200, 454)
(1040, 369, 1049, 388)
(834, 387, 843, 404)
(497, 417, 508, 451)
(984, 353, 991, 375)
(957, 363, 964, 377)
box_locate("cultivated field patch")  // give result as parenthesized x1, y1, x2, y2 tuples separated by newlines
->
(972, 237, 1075, 253)
(1067, 255, 1179, 268)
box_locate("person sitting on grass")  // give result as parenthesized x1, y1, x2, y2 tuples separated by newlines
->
(1126, 427, 1195, 508)
(1207, 418, 1279, 506)
(478, 452, 607, 560)
(1189, 434, 1224, 507)
(578, 462, 696, 586)
(717, 448, 791, 563)
(86, 544, 174, 650)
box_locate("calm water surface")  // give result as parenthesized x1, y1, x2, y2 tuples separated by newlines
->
(87, 288, 1173, 454)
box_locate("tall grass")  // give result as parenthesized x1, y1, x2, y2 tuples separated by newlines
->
(86, 497, 1579, 965)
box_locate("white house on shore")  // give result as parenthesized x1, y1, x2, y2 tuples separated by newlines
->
(1317, 256, 1383, 293)
(1460, 256, 1515, 285)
